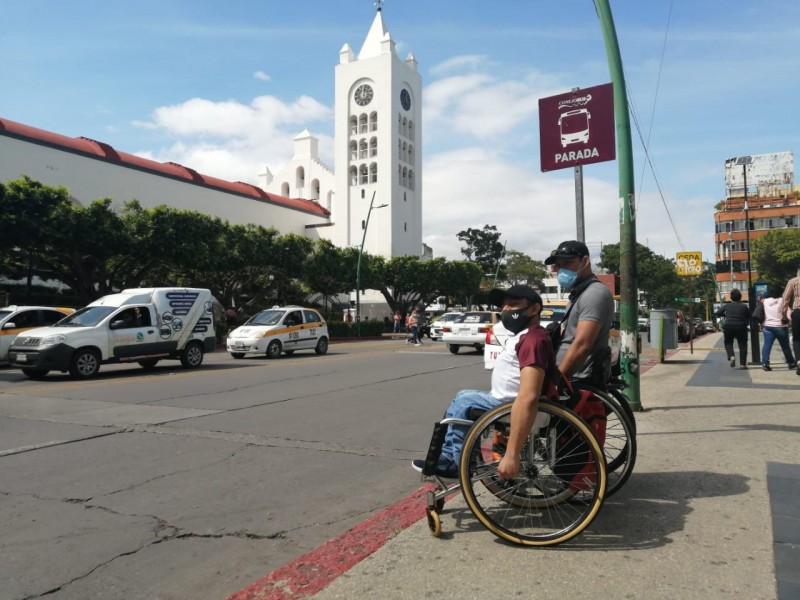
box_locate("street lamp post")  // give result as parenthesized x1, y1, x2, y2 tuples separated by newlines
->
(735, 155, 759, 364)
(356, 192, 388, 337)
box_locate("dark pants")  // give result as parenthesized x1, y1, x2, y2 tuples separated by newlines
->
(792, 309, 800, 363)
(723, 326, 748, 365)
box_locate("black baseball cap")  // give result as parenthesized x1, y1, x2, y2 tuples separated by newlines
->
(488, 285, 542, 308)
(544, 240, 590, 265)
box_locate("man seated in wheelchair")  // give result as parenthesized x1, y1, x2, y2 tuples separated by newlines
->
(412, 285, 558, 480)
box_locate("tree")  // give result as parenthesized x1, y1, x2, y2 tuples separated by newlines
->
(457, 225, 504, 275)
(600, 242, 682, 308)
(503, 250, 548, 289)
(752, 229, 800, 287)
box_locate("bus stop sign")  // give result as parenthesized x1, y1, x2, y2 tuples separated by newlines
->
(539, 83, 616, 172)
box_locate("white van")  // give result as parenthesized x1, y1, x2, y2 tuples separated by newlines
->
(8, 288, 216, 379)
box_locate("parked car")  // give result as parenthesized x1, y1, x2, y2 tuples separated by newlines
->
(0, 305, 75, 364)
(429, 312, 464, 341)
(702, 320, 715, 332)
(637, 316, 649, 332)
(442, 311, 501, 354)
(676, 310, 692, 342)
(540, 302, 568, 328)
(227, 306, 328, 359)
(691, 317, 705, 335)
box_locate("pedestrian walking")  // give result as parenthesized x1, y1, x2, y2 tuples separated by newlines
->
(781, 265, 800, 376)
(393, 310, 402, 333)
(406, 308, 422, 346)
(715, 288, 751, 369)
(754, 289, 796, 371)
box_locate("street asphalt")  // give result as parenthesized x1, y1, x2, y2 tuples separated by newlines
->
(300, 331, 799, 600)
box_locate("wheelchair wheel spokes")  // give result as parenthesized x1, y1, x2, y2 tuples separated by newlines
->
(459, 400, 606, 546)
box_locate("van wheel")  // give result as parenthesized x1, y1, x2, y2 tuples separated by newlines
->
(266, 340, 282, 359)
(138, 359, 159, 369)
(315, 336, 329, 355)
(69, 349, 100, 379)
(230, 352, 246, 359)
(448, 345, 460, 354)
(474, 344, 484, 353)
(180, 342, 204, 368)
(22, 368, 49, 379)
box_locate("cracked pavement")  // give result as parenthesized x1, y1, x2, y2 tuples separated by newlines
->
(0, 340, 484, 599)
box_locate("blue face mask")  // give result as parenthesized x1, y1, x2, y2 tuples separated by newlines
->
(557, 268, 578, 290)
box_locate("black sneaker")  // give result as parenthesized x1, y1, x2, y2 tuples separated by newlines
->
(729, 357, 736, 368)
(762, 363, 772, 371)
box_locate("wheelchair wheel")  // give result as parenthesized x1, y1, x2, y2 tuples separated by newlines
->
(459, 400, 606, 546)
(426, 507, 442, 537)
(574, 385, 637, 498)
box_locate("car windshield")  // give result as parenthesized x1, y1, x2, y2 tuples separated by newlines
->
(58, 306, 116, 327)
(246, 310, 285, 326)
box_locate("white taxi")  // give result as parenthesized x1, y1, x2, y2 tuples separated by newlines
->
(227, 306, 329, 359)
(0, 305, 75, 363)
(442, 311, 501, 354)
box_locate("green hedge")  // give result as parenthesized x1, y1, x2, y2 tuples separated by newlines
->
(327, 320, 385, 337)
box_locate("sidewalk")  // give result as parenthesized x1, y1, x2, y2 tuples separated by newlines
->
(308, 332, 799, 600)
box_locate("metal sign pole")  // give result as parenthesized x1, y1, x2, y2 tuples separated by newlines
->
(575, 165, 585, 242)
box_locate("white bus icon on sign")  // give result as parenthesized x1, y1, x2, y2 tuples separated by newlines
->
(558, 109, 591, 147)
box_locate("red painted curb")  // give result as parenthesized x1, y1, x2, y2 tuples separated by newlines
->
(226, 485, 432, 600)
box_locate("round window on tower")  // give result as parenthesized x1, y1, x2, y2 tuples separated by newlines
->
(400, 89, 411, 111)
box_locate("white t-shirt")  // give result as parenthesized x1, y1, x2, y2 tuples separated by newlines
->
(490, 325, 555, 400)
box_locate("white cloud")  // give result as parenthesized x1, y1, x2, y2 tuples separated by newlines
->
(131, 95, 333, 184)
(253, 70, 271, 81)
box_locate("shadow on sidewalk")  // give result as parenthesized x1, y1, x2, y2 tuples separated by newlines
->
(433, 471, 748, 551)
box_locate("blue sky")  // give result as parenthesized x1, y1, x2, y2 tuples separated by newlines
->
(3, 1, 799, 265)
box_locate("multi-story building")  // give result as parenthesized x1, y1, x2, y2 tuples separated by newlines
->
(714, 177, 799, 301)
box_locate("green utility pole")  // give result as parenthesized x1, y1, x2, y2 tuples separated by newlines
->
(595, 0, 641, 410)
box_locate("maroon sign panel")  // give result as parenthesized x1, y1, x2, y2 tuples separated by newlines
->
(539, 83, 616, 172)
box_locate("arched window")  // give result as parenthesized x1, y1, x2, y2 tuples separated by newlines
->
(311, 178, 320, 200)
(359, 164, 369, 185)
(370, 137, 377, 157)
(408, 170, 415, 190)
(402, 117, 408, 137)
(402, 141, 407, 163)
(359, 113, 368, 134)
(359, 138, 368, 159)
(398, 164, 402, 183)
(369, 111, 378, 131)
(398, 114, 402, 131)
(349, 166, 358, 186)
(296, 166, 305, 190)
(402, 166, 408, 187)
(408, 144, 414, 163)
(325, 190, 334, 211)
(398, 138, 402, 157)
(350, 116, 358, 136)
(370, 163, 378, 183)
(281, 182, 290, 197)
(408, 120, 414, 141)
(349, 140, 357, 161)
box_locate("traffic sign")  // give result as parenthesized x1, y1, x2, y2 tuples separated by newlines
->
(538, 83, 616, 172)
(676, 251, 703, 276)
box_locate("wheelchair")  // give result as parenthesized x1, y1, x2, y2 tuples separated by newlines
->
(419, 381, 636, 546)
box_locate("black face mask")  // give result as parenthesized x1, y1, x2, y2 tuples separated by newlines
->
(501, 307, 532, 334)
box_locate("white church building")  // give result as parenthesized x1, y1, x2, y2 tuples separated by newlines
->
(0, 8, 426, 272)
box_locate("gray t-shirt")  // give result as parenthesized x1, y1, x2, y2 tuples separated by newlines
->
(556, 278, 614, 380)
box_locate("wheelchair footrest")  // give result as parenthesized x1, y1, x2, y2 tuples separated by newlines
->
(423, 421, 448, 476)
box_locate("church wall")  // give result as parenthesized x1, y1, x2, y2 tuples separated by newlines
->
(0, 135, 328, 236)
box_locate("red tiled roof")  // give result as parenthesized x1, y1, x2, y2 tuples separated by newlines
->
(0, 117, 330, 218)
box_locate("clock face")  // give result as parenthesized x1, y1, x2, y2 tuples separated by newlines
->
(400, 89, 411, 111)
(354, 84, 373, 106)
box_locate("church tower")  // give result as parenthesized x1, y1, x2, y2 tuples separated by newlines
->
(333, 7, 422, 259)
